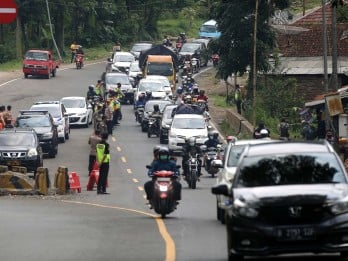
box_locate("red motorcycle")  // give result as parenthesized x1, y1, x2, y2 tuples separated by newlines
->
(75, 54, 84, 69)
(151, 170, 177, 218)
(211, 54, 219, 67)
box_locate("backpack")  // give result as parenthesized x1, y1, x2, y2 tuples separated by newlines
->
(279, 122, 289, 138)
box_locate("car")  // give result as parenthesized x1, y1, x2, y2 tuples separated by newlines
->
(159, 104, 177, 144)
(168, 114, 209, 154)
(128, 61, 142, 87)
(140, 100, 173, 132)
(0, 128, 43, 175)
(60, 96, 93, 128)
(104, 72, 134, 104)
(30, 101, 70, 143)
(109, 51, 135, 73)
(144, 75, 173, 96)
(212, 140, 348, 260)
(134, 78, 168, 105)
(15, 110, 59, 158)
(213, 138, 281, 224)
(129, 42, 153, 60)
(192, 38, 212, 48)
(178, 42, 209, 68)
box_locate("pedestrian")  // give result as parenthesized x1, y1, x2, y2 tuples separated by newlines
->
(278, 118, 290, 140)
(88, 129, 102, 176)
(234, 84, 242, 114)
(105, 99, 114, 136)
(96, 132, 110, 194)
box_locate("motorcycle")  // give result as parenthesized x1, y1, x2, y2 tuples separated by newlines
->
(75, 54, 84, 69)
(146, 168, 179, 218)
(135, 105, 145, 124)
(211, 54, 219, 67)
(147, 115, 161, 138)
(203, 145, 222, 177)
(191, 58, 199, 73)
(186, 154, 200, 189)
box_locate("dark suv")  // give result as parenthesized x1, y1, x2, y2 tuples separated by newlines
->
(15, 110, 58, 158)
(178, 42, 209, 68)
(0, 129, 43, 175)
(212, 140, 348, 260)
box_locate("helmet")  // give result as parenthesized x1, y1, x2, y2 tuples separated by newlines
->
(88, 84, 95, 91)
(212, 131, 219, 139)
(260, 129, 269, 138)
(199, 90, 205, 96)
(153, 145, 162, 159)
(187, 72, 192, 78)
(138, 93, 145, 100)
(187, 137, 196, 146)
(226, 135, 236, 143)
(146, 91, 152, 96)
(158, 147, 170, 161)
(153, 104, 160, 112)
(177, 87, 183, 95)
(208, 132, 214, 140)
(185, 95, 192, 104)
(180, 32, 185, 37)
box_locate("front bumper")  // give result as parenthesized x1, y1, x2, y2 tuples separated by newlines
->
(69, 115, 88, 125)
(168, 137, 206, 152)
(0, 157, 41, 172)
(23, 67, 49, 76)
(227, 212, 348, 257)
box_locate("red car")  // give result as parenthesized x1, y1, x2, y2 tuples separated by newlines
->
(23, 49, 60, 79)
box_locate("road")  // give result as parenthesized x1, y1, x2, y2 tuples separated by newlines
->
(0, 63, 342, 261)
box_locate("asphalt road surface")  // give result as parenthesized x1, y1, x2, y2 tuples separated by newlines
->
(0, 62, 342, 261)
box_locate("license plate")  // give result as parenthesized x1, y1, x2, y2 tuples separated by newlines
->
(275, 227, 315, 241)
(156, 178, 171, 182)
(7, 160, 21, 166)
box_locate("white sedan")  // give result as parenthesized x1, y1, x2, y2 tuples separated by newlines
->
(145, 75, 173, 96)
(134, 79, 168, 104)
(168, 114, 208, 153)
(60, 96, 93, 127)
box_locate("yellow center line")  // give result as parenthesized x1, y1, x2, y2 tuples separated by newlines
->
(117, 146, 121, 152)
(111, 136, 116, 142)
(138, 186, 144, 191)
(61, 200, 176, 261)
(132, 178, 139, 183)
(121, 156, 126, 163)
(126, 169, 132, 174)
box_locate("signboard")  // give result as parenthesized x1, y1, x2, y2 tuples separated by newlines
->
(325, 94, 344, 116)
(0, 0, 17, 24)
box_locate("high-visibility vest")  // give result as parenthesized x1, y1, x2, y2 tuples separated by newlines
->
(96, 144, 110, 163)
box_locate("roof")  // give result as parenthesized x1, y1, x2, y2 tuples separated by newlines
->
(173, 114, 205, 119)
(139, 45, 179, 69)
(305, 85, 348, 107)
(61, 96, 85, 100)
(202, 20, 217, 26)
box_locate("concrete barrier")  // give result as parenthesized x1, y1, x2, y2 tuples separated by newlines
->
(225, 109, 254, 137)
(35, 167, 50, 195)
(0, 165, 35, 195)
(54, 166, 69, 194)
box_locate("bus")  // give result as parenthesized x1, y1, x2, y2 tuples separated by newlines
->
(198, 20, 221, 39)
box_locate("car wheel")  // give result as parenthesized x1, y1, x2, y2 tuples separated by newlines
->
(59, 136, 66, 143)
(220, 209, 226, 224)
(228, 253, 244, 261)
(52, 68, 56, 77)
(217, 200, 221, 221)
(160, 133, 166, 144)
(24, 73, 28, 79)
(65, 129, 70, 140)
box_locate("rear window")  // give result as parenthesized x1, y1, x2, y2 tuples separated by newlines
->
(106, 74, 130, 85)
(16, 116, 51, 128)
(61, 99, 85, 108)
(236, 153, 346, 187)
(0, 133, 36, 146)
(31, 105, 60, 118)
(172, 118, 205, 129)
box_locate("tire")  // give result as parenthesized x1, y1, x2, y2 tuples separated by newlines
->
(190, 170, 197, 189)
(160, 199, 167, 218)
(48, 148, 56, 158)
(24, 73, 28, 79)
(65, 130, 69, 140)
(220, 209, 226, 224)
(340, 252, 348, 261)
(52, 68, 56, 77)
(46, 72, 50, 79)
(217, 201, 221, 221)
(147, 129, 151, 138)
(160, 133, 167, 144)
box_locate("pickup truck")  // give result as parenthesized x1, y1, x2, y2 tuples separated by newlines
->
(23, 50, 60, 79)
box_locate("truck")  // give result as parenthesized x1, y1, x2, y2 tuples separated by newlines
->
(139, 45, 179, 91)
(23, 50, 60, 79)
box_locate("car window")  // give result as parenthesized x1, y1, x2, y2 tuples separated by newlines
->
(236, 153, 346, 187)
(31, 106, 60, 118)
(172, 118, 205, 129)
(131, 44, 152, 52)
(147, 63, 173, 76)
(180, 44, 200, 53)
(16, 116, 51, 128)
(106, 75, 130, 85)
(0, 133, 36, 146)
(138, 82, 164, 92)
(227, 144, 247, 167)
(114, 54, 135, 63)
(62, 99, 85, 109)
(145, 101, 171, 112)
(163, 107, 176, 119)
(130, 63, 141, 71)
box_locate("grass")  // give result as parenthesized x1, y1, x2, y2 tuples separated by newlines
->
(211, 94, 233, 108)
(290, 0, 322, 15)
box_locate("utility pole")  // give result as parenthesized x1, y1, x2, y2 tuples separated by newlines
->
(322, 0, 329, 93)
(331, 3, 338, 90)
(252, 0, 259, 127)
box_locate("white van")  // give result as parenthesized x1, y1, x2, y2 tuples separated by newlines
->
(198, 20, 221, 39)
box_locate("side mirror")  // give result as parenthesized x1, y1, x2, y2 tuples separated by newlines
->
(107, 58, 112, 62)
(212, 159, 223, 168)
(211, 184, 229, 196)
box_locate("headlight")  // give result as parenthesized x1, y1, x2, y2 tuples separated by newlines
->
(28, 148, 38, 157)
(42, 132, 53, 139)
(232, 198, 258, 218)
(23, 64, 30, 68)
(169, 132, 176, 138)
(330, 196, 348, 215)
(42, 66, 48, 69)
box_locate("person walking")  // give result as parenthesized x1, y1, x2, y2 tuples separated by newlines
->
(96, 132, 110, 194)
(88, 129, 102, 176)
(234, 84, 242, 114)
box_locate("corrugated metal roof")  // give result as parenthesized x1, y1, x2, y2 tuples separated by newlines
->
(305, 86, 348, 107)
(271, 56, 348, 75)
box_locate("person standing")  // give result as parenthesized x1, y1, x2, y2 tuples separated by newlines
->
(234, 84, 242, 114)
(105, 99, 114, 136)
(278, 118, 290, 140)
(88, 129, 102, 176)
(96, 133, 110, 194)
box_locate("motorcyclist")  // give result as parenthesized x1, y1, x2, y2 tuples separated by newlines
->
(205, 131, 221, 148)
(182, 137, 203, 179)
(95, 80, 104, 98)
(134, 93, 146, 121)
(197, 90, 208, 102)
(144, 91, 153, 103)
(259, 129, 271, 139)
(177, 32, 187, 43)
(162, 35, 172, 47)
(144, 147, 181, 205)
(192, 83, 199, 96)
(87, 85, 97, 100)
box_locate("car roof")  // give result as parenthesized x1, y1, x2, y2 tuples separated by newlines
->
(0, 128, 36, 134)
(139, 79, 163, 84)
(173, 114, 205, 119)
(233, 139, 280, 146)
(33, 100, 60, 105)
(244, 141, 333, 157)
(114, 51, 133, 56)
(61, 96, 85, 100)
(106, 72, 128, 77)
(18, 110, 50, 116)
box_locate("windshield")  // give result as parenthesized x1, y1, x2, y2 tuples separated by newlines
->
(106, 75, 130, 85)
(172, 118, 206, 129)
(227, 145, 247, 167)
(0, 133, 36, 146)
(113, 54, 135, 63)
(236, 153, 346, 187)
(138, 82, 164, 92)
(200, 25, 218, 33)
(131, 44, 152, 52)
(25, 51, 48, 61)
(31, 106, 60, 118)
(16, 116, 51, 128)
(61, 99, 86, 109)
(147, 63, 173, 76)
(180, 44, 200, 53)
